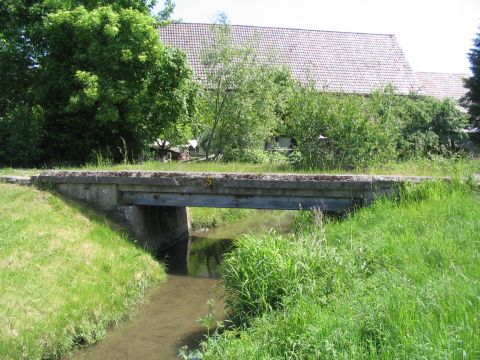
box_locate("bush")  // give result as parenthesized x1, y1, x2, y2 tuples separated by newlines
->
(285, 86, 468, 169)
(396, 95, 468, 158)
(222, 148, 268, 164)
(0, 103, 44, 166)
(286, 86, 399, 169)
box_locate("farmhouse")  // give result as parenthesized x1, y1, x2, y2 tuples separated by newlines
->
(159, 23, 468, 100)
(159, 22, 425, 95)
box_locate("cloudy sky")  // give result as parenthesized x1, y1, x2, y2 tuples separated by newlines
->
(154, 0, 479, 74)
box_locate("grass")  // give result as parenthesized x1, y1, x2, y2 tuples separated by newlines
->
(189, 208, 257, 231)
(0, 157, 479, 177)
(0, 184, 166, 359)
(196, 181, 480, 359)
(0, 161, 293, 177)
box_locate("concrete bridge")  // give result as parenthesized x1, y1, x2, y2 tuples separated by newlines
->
(28, 170, 433, 258)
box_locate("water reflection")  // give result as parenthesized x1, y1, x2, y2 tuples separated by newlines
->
(164, 209, 294, 278)
(188, 237, 232, 278)
(69, 209, 294, 360)
(68, 276, 224, 360)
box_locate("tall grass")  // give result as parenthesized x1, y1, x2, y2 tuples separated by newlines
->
(1, 157, 479, 177)
(199, 181, 480, 359)
(0, 184, 165, 359)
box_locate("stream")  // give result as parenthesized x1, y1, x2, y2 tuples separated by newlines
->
(69, 210, 294, 360)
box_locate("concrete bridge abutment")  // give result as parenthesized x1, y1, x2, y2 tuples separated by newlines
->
(54, 182, 191, 262)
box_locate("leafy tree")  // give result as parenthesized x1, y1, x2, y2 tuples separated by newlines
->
(199, 21, 289, 161)
(285, 86, 398, 169)
(396, 95, 468, 158)
(156, 0, 175, 24)
(0, 0, 195, 165)
(464, 31, 480, 126)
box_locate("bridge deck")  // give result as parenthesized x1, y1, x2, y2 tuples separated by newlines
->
(35, 171, 435, 211)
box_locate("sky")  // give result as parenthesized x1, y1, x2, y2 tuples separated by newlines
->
(153, 0, 480, 74)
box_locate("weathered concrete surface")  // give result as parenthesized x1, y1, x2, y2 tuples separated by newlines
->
(43, 181, 190, 254)
(5, 170, 473, 260)
(35, 170, 437, 211)
(0, 175, 32, 186)
(32, 170, 447, 256)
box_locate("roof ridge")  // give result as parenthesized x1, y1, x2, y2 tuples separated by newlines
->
(164, 22, 396, 37)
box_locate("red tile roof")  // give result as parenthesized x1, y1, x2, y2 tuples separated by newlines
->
(159, 23, 423, 95)
(416, 72, 468, 100)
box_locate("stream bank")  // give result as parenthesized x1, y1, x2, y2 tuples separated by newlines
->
(68, 209, 294, 360)
(70, 276, 223, 360)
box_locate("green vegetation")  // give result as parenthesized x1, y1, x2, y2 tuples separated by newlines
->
(197, 19, 291, 161)
(189, 209, 293, 238)
(1, 157, 478, 178)
(2, 8, 470, 169)
(286, 86, 469, 169)
(1, 3, 478, 358)
(0, 184, 165, 359)
(189, 208, 256, 231)
(194, 181, 480, 359)
(189, 23, 469, 167)
(464, 30, 480, 126)
(0, 0, 195, 166)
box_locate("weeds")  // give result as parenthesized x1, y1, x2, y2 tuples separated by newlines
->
(189, 208, 256, 231)
(1, 157, 478, 178)
(90, 149, 114, 167)
(118, 137, 129, 165)
(199, 181, 480, 358)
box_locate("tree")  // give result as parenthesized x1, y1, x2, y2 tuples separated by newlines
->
(198, 21, 289, 161)
(0, 0, 195, 165)
(464, 31, 480, 126)
(156, 0, 175, 24)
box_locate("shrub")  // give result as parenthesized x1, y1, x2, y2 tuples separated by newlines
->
(0, 103, 44, 166)
(395, 95, 468, 158)
(286, 87, 399, 169)
(285, 86, 468, 169)
(222, 148, 268, 164)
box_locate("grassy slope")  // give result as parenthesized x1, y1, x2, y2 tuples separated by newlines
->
(200, 181, 480, 359)
(0, 184, 165, 359)
(1, 157, 479, 177)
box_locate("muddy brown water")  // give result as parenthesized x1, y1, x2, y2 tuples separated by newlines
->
(69, 210, 294, 360)
(70, 276, 223, 360)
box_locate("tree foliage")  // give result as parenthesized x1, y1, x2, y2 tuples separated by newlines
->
(0, 0, 195, 166)
(463, 31, 480, 126)
(198, 22, 290, 161)
(155, 0, 175, 24)
(285, 86, 468, 169)
(286, 86, 399, 169)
